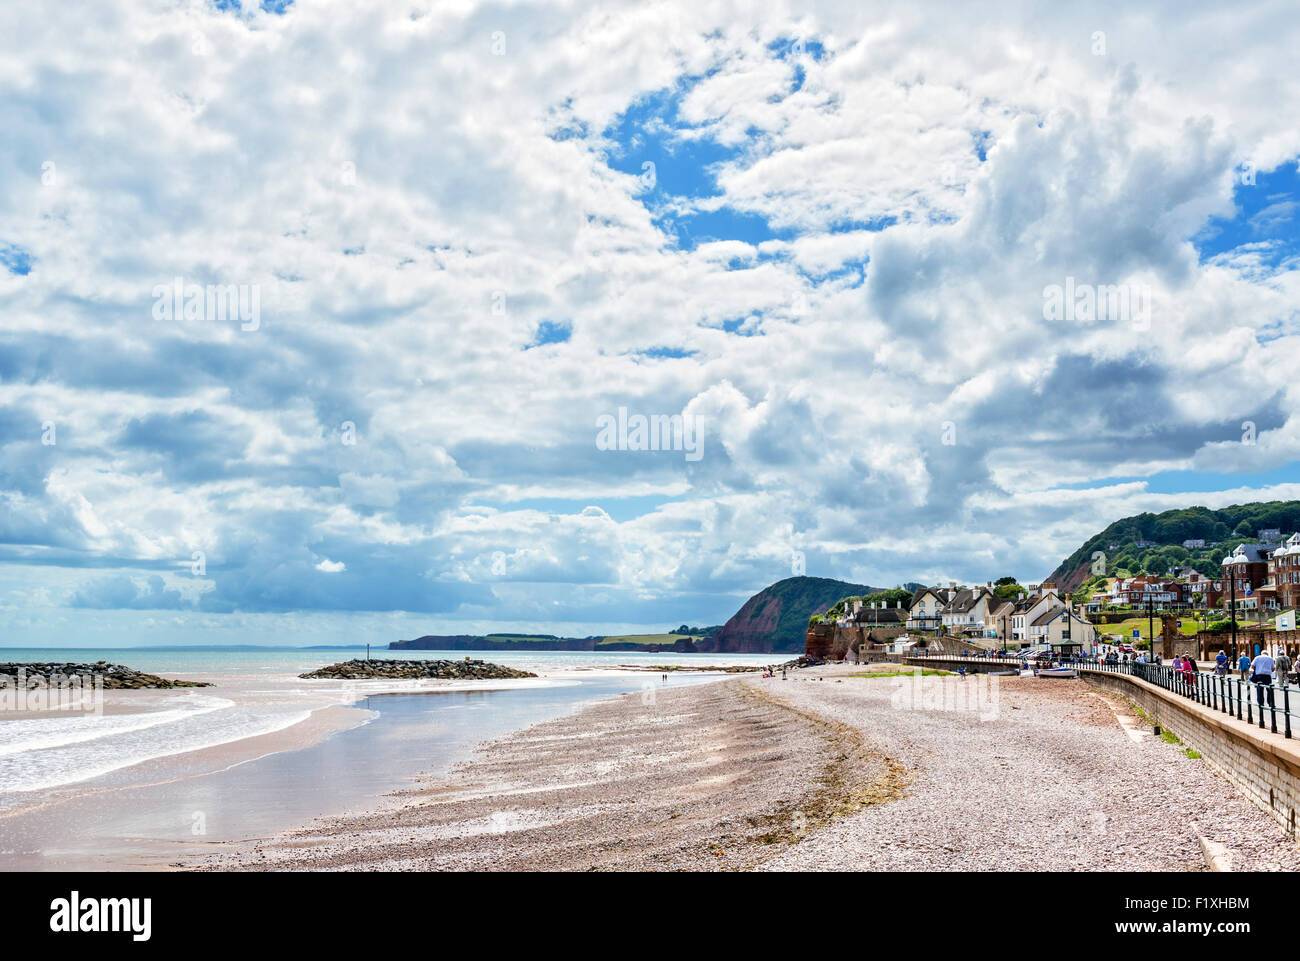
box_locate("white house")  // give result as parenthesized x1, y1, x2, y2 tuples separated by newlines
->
(1009, 588, 1062, 644)
(1033, 607, 1097, 649)
(906, 587, 954, 631)
(940, 587, 998, 634)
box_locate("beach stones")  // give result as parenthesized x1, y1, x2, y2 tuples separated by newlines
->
(299, 658, 537, 680)
(0, 662, 212, 689)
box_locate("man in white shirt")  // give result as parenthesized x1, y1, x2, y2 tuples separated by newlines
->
(1251, 650, 1276, 709)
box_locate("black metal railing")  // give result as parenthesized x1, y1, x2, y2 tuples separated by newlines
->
(901, 651, 1296, 739)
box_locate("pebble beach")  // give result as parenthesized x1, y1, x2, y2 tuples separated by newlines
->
(202, 662, 1300, 871)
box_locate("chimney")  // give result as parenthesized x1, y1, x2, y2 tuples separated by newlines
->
(949, 581, 957, 590)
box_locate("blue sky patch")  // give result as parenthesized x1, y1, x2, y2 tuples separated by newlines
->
(1060, 461, 1300, 496)
(213, 0, 293, 12)
(720, 316, 762, 336)
(475, 494, 683, 524)
(1195, 160, 1300, 268)
(635, 346, 695, 359)
(602, 83, 796, 250)
(0, 243, 32, 276)
(526, 320, 572, 349)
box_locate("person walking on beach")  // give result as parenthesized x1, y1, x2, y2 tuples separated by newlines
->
(1251, 649, 1276, 709)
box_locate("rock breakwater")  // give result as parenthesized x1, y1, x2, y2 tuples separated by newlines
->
(299, 658, 537, 680)
(0, 662, 213, 689)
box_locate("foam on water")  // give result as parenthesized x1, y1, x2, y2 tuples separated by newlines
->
(0, 693, 233, 758)
(0, 692, 318, 796)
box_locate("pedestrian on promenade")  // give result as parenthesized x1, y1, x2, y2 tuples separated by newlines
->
(1180, 653, 1197, 691)
(1251, 649, 1276, 709)
(1277, 648, 1293, 685)
(1215, 649, 1228, 676)
(1238, 651, 1252, 681)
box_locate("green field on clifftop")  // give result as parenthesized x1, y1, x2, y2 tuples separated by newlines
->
(595, 633, 693, 646)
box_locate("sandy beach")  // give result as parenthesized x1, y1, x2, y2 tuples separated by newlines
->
(200, 662, 1300, 871)
(200, 675, 904, 871)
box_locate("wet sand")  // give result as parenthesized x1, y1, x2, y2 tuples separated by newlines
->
(2, 673, 740, 870)
(202, 678, 904, 871)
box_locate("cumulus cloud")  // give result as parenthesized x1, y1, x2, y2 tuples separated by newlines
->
(1, 0, 1299, 644)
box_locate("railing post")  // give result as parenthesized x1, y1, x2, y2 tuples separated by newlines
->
(1285, 685, 1292, 739)
(1237, 677, 1244, 720)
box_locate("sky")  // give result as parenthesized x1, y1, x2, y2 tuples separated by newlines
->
(1, 0, 1299, 647)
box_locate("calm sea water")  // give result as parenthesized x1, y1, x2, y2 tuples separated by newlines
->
(0, 647, 783, 678)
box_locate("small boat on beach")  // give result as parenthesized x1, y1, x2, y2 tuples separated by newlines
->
(1037, 668, 1078, 678)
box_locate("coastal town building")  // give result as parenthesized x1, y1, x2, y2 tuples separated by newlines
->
(906, 586, 954, 631)
(842, 598, 907, 628)
(1222, 543, 1272, 612)
(1009, 587, 1062, 642)
(1257, 533, 1300, 613)
(986, 600, 1015, 641)
(1094, 571, 1224, 610)
(1030, 607, 1097, 649)
(895, 579, 1096, 651)
(1183, 570, 1224, 607)
(1106, 575, 1180, 607)
(939, 587, 998, 634)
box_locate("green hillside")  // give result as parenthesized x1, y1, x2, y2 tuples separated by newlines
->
(1047, 500, 1300, 592)
(706, 576, 877, 653)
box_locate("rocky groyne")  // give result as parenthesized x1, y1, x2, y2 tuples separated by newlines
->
(299, 658, 537, 680)
(0, 662, 213, 689)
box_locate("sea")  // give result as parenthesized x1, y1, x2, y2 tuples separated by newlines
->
(0, 646, 781, 869)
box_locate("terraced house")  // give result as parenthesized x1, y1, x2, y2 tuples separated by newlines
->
(1026, 606, 1096, 649)
(1008, 586, 1063, 643)
(940, 586, 999, 634)
(1221, 542, 1272, 611)
(1257, 532, 1300, 613)
(906, 586, 954, 631)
